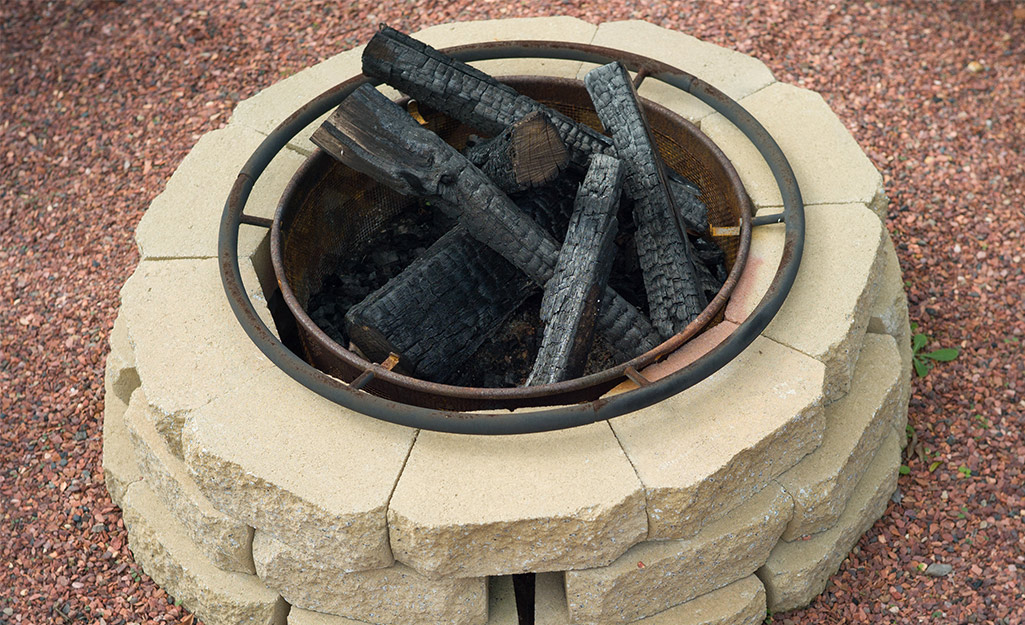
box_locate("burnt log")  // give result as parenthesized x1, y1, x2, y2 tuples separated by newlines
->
(585, 61, 707, 339)
(363, 25, 710, 234)
(342, 134, 577, 383)
(362, 25, 613, 168)
(312, 84, 660, 361)
(345, 226, 535, 381)
(526, 154, 624, 386)
(464, 111, 569, 193)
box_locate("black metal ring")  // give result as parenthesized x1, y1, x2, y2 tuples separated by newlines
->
(218, 41, 804, 434)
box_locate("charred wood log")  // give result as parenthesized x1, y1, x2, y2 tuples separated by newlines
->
(585, 61, 707, 339)
(312, 84, 660, 361)
(343, 125, 577, 382)
(364, 25, 710, 234)
(527, 154, 624, 386)
(463, 111, 569, 193)
(345, 226, 535, 381)
(362, 25, 614, 168)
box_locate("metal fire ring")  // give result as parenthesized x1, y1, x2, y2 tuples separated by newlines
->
(219, 40, 805, 435)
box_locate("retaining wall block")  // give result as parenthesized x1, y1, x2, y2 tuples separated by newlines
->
(121, 481, 287, 625)
(757, 430, 901, 613)
(124, 389, 256, 574)
(699, 82, 886, 217)
(255, 532, 487, 625)
(388, 421, 647, 579)
(726, 204, 886, 401)
(564, 484, 790, 624)
(183, 364, 416, 572)
(611, 335, 825, 540)
(777, 333, 902, 541)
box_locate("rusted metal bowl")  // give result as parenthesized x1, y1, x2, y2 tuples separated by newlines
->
(271, 76, 752, 411)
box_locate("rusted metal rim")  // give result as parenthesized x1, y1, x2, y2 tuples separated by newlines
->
(269, 75, 751, 410)
(219, 40, 805, 434)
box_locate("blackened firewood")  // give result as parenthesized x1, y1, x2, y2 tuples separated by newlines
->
(527, 154, 624, 386)
(585, 62, 707, 339)
(691, 235, 728, 302)
(342, 126, 576, 382)
(671, 175, 708, 234)
(464, 111, 569, 193)
(312, 84, 660, 360)
(362, 25, 614, 168)
(345, 226, 535, 381)
(364, 25, 711, 234)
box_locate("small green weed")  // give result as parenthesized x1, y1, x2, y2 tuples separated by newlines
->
(911, 323, 959, 377)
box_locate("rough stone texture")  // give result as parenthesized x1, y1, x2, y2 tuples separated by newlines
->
(583, 20, 776, 123)
(124, 389, 256, 574)
(726, 204, 885, 401)
(184, 364, 416, 572)
(119, 258, 276, 459)
(102, 369, 141, 509)
(699, 82, 886, 216)
(565, 484, 790, 624)
(388, 421, 647, 579)
(610, 335, 824, 540)
(777, 333, 902, 541)
(537, 572, 766, 625)
(757, 430, 901, 613)
(254, 532, 486, 625)
(106, 311, 140, 405)
(121, 481, 287, 625)
(135, 123, 306, 262)
(869, 231, 913, 445)
(289, 610, 366, 625)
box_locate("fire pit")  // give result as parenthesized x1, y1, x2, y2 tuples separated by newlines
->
(104, 17, 909, 625)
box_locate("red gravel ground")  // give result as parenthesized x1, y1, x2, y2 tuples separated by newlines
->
(2, 1, 1023, 624)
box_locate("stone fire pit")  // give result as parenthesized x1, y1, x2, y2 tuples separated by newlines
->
(103, 17, 911, 625)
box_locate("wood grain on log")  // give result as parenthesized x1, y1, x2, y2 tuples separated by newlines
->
(312, 84, 660, 361)
(345, 226, 534, 381)
(362, 25, 613, 167)
(342, 119, 576, 382)
(464, 111, 569, 193)
(527, 154, 624, 386)
(585, 61, 707, 339)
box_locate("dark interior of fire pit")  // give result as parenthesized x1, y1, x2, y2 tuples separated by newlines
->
(271, 76, 748, 409)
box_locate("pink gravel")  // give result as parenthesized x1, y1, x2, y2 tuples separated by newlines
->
(1, 1, 1023, 624)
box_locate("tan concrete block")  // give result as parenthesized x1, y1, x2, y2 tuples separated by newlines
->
(778, 334, 902, 541)
(124, 389, 255, 574)
(106, 311, 140, 406)
(184, 364, 416, 572)
(120, 258, 276, 458)
(121, 481, 286, 625)
(699, 82, 884, 211)
(289, 609, 366, 625)
(255, 532, 486, 625)
(230, 46, 364, 147)
(135, 124, 306, 260)
(388, 421, 647, 578)
(726, 204, 885, 401)
(414, 17, 597, 80)
(611, 336, 824, 539)
(565, 484, 789, 623)
(585, 20, 775, 123)
(534, 572, 765, 625)
(757, 429, 900, 613)
(869, 231, 912, 445)
(102, 384, 141, 509)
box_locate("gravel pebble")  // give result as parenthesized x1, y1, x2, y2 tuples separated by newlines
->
(926, 563, 954, 578)
(2, 2, 1023, 624)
